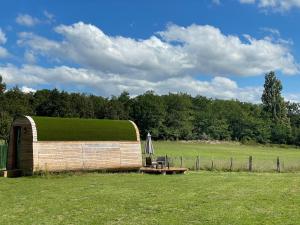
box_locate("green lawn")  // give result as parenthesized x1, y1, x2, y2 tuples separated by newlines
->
(150, 141, 300, 172)
(1, 172, 300, 225)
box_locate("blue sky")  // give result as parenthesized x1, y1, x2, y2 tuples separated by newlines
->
(0, 0, 300, 102)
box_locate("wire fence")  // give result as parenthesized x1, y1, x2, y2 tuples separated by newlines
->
(0, 144, 7, 170)
(144, 155, 300, 173)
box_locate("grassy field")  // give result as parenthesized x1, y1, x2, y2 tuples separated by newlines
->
(150, 141, 300, 172)
(1, 142, 300, 224)
(0, 172, 300, 225)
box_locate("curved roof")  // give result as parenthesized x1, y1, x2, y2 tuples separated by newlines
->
(30, 116, 139, 141)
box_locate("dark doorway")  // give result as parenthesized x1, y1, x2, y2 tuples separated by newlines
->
(12, 126, 21, 169)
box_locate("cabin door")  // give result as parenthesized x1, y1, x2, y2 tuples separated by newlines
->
(12, 126, 21, 169)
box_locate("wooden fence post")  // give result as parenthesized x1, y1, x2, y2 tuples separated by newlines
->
(165, 155, 168, 168)
(211, 160, 214, 171)
(230, 157, 233, 172)
(249, 156, 253, 172)
(276, 156, 280, 173)
(197, 156, 200, 171)
(166, 155, 170, 169)
(180, 156, 183, 168)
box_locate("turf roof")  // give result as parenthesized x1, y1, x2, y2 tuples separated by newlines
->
(31, 116, 138, 141)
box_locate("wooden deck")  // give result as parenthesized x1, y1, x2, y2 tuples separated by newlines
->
(139, 167, 188, 175)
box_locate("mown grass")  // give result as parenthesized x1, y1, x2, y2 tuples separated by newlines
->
(149, 141, 300, 172)
(32, 116, 137, 141)
(0, 172, 300, 225)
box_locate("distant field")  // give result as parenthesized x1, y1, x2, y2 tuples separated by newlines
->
(0, 172, 300, 225)
(147, 141, 300, 172)
(151, 141, 300, 159)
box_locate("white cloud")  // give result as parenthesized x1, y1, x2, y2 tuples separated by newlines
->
(24, 50, 36, 64)
(18, 32, 60, 52)
(9, 22, 299, 102)
(43, 10, 55, 24)
(16, 14, 40, 27)
(239, 0, 300, 11)
(0, 28, 7, 44)
(0, 64, 262, 102)
(284, 93, 300, 103)
(21, 86, 36, 93)
(212, 0, 221, 5)
(43, 10, 54, 20)
(260, 27, 280, 36)
(0, 29, 9, 58)
(18, 22, 299, 79)
(0, 46, 9, 58)
(5, 63, 300, 103)
(160, 24, 298, 75)
(240, 0, 255, 3)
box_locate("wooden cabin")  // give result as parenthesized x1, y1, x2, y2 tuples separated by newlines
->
(6, 116, 142, 175)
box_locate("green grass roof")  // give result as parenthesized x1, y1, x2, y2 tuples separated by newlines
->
(31, 116, 138, 141)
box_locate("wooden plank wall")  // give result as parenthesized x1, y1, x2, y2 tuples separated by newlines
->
(33, 141, 142, 172)
(120, 142, 142, 168)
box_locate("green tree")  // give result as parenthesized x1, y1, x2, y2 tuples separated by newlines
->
(104, 92, 131, 120)
(261, 71, 287, 121)
(35, 89, 71, 117)
(89, 95, 107, 119)
(271, 122, 292, 144)
(194, 115, 231, 141)
(0, 111, 12, 142)
(163, 93, 194, 140)
(0, 75, 6, 94)
(70, 93, 94, 118)
(0, 75, 11, 142)
(116, 91, 131, 119)
(4, 86, 34, 117)
(261, 71, 291, 144)
(130, 91, 166, 139)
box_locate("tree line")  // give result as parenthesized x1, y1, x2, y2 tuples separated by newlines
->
(0, 72, 300, 145)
